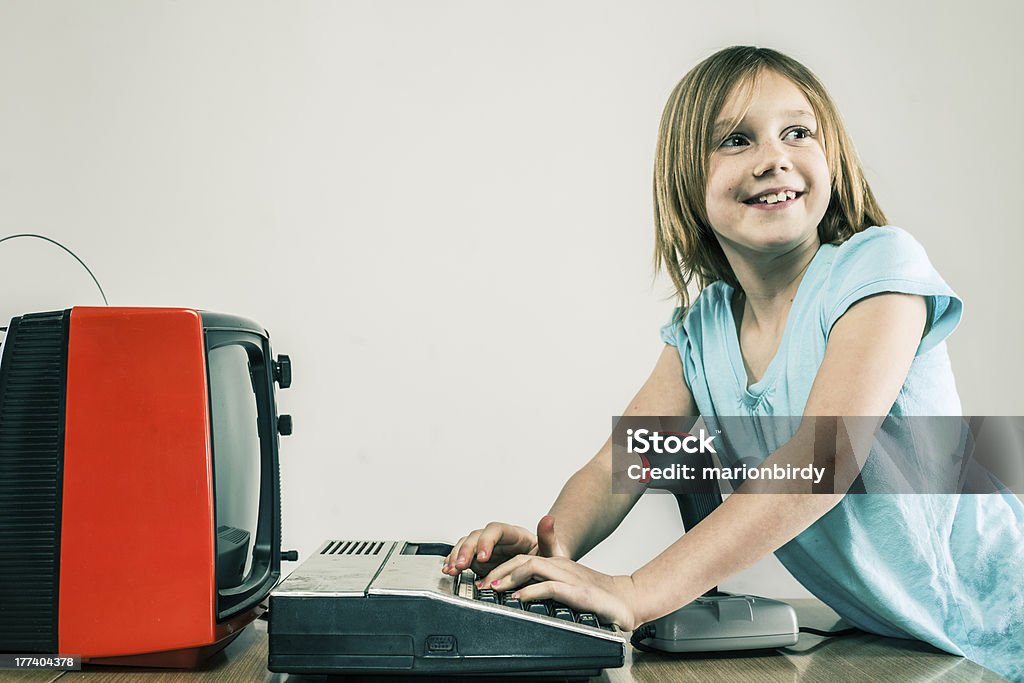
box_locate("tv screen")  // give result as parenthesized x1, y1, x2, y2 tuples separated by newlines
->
(210, 343, 264, 591)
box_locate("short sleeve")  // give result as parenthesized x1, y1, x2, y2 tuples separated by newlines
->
(659, 305, 700, 404)
(823, 226, 963, 355)
(659, 307, 685, 347)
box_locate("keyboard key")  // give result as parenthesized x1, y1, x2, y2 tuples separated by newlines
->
(553, 607, 574, 622)
(527, 602, 550, 616)
(577, 613, 600, 628)
(477, 589, 497, 604)
(503, 597, 523, 610)
(456, 570, 477, 599)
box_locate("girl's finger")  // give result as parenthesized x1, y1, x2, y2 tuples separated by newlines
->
(443, 536, 468, 574)
(511, 579, 580, 606)
(536, 515, 565, 557)
(475, 522, 510, 564)
(513, 580, 628, 629)
(477, 553, 536, 588)
(453, 530, 482, 570)
(488, 555, 575, 591)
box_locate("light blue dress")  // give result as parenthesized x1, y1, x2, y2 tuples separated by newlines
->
(659, 226, 1024, 680)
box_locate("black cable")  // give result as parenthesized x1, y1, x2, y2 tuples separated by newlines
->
(0, 233, 109, 305)
(798, 626, 860, 637)
(629, 623, 658, 652)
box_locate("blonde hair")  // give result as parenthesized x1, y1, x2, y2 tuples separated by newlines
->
(654, 46, 887, 311)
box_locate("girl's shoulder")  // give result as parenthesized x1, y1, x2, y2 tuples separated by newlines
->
(824, 225, 942, 292)
(659, 280, 733, 349)
(828, 225, 928, 268)
(822, 224, 962, 356)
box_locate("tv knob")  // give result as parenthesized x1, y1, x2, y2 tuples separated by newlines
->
(281, 550, 299, 562)
(277, 414, 293, 436)
(274, 354, 292, 389)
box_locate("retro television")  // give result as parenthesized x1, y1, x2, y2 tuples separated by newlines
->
(0, 306, 293, 666)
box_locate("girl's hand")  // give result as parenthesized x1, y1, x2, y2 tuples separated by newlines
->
(443, 522, 535, 576)
(481, 552, 641, 631)
(443, 515, 570, 577)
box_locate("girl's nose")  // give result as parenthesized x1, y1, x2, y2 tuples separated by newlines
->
(752, 140, 793, 177)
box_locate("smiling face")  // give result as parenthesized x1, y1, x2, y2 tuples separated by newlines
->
(704, 69, 831, 257)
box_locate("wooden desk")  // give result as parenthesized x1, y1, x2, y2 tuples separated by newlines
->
(7, 601, 1006, 682)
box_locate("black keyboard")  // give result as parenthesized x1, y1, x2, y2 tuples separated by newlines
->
(456, 569, 608, 629)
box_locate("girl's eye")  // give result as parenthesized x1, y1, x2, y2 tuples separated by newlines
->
(784, 127, 813, 141)
(720, 134, 748, 148)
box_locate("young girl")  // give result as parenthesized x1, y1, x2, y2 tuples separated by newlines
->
(443, 46, 1024, 680)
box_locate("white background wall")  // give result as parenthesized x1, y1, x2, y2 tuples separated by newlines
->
(1, 0, 1021, 599)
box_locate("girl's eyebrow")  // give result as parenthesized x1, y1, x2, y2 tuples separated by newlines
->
(712, 109, 817, 138)
(712, 118, 741, 139)
(786, 109, 816, 120)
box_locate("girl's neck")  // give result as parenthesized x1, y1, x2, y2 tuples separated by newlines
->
(728, 237, 820, 329)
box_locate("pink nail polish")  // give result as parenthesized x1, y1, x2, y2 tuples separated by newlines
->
(490, 580, 499, 587)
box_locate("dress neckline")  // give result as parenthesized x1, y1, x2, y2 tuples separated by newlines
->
(723, 244, 830, 405)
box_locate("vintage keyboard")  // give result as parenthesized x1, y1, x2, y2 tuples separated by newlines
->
(268, 540, 626, 676)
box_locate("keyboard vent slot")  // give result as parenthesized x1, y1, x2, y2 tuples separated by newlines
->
(321, 540, 385, 556)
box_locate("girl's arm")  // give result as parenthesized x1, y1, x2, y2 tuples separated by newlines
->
(486, 292, 927, 629)
(445, 344, 698, 574)
(547, 344, 699, 561)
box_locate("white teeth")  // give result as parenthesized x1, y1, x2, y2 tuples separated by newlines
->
(757, 191, 798, 204)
